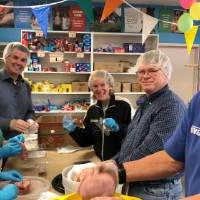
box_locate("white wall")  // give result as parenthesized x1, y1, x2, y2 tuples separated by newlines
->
(159, 44, 199, 103)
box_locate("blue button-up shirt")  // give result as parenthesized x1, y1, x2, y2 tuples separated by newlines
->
(0, 69, 35, 139)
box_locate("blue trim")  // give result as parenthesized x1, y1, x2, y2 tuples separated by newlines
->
(0, 1, 199, 44)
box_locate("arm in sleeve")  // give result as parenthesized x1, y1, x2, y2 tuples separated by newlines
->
(69, 114, 94, 147)
(111, 103, 132, 141)
(165, 94, 198, 162)
(24, 83, 35, 120)
(0, 117, 11, 131)
(128, 103, 186, 160)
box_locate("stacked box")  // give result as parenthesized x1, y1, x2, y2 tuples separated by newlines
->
(132, 83, 141, 92)
(94, 62, 124, 73)
(75, 63, 91, 72)
(122, 82, 131, 92)
(72, 82, 89, 92)
(37, 116, 80, 149)
(113, 82, 121, 92)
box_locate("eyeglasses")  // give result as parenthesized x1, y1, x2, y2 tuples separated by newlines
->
(136, 68, 161, 76)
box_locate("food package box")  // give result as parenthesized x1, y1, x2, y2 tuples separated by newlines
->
(113, 82, 121, 92)
(94, 62, 124, 73)
(37, 116, 82, 149)
(38, 134, 75, 149)
(132, 83, 141, 92)
(72, 82, 89, 92)
(122, 82, 131, 92)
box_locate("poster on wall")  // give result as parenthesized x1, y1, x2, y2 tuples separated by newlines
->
(15, 6, 51, 30)
(124, 7, 142, 33)
(171, 9, 184, 33)
(93, 7, 121, 32)
(124, 7, 156, 33)
(0, 1, 14, 28)
(15, 8, 32, 29)
(53, 5, 86, 31)
(159, 8, 184, 33)
(159, 8, 173, 32)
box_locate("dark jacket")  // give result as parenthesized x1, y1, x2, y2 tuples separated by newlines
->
(70, 94, 131, 160)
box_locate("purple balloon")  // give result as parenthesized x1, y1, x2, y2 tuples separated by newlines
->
(179, 0, 196, 9)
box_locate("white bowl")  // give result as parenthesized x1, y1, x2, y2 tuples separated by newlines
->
(62, 163, 96, 194)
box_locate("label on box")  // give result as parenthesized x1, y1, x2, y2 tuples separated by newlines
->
(77, 52, 84, 58)
(35, 30, 44, 37)
(68, 31, 76, 38)
(49, 52, 64, 63)
(37, 51, 45, 57)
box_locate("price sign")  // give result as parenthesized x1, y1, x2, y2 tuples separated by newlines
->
(49, 53, 64, 63)
(76, 52, 84, 58)
(37, 51, 45, 57)
(68, 31, 76, 38)
(35, 30, 43, 37)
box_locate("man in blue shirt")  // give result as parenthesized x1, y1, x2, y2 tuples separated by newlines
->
(0, 42, 38, 139)
(77, 92, 200, 200)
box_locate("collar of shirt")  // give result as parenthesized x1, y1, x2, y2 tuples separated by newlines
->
(96, 94, 115, 108)
(0, 69, 24, 83)
(136, 84, 169, 107)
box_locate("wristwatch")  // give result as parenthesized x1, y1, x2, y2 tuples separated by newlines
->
(117, 163, 126, 184)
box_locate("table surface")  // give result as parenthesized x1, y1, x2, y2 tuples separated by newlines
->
(5, 148, 99, 194)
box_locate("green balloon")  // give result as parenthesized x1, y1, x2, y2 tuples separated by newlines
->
(177, 13, 193, 33)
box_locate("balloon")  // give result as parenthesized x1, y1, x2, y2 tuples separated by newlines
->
(190, 2, 200, 20)
(177, 13, 193, 33)
(179, 0, 196, 9)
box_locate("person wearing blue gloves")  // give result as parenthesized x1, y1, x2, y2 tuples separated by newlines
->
(63, 70, 131, 160)
(78, 50, 187, 200)
(0, 133, 24, 200)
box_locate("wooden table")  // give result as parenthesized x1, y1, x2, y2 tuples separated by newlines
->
(5, 149, 99, 193)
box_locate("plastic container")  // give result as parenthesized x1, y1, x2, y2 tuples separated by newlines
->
(51, 192, 142, 200)
(17, 176, 50, 200)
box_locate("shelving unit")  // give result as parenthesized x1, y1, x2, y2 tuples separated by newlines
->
(0, 43, 7, 69)
(21, 30, 158, 116)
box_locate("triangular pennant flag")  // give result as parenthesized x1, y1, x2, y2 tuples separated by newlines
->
(100, 0, 123, 22)
(76, 0, 94, 23)
(32, 6, 50, 38)
(184, 26, 198, 54)
(142, 13, 158, 44)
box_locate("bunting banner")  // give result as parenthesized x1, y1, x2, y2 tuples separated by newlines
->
(76, 0, 94, 23)
(32, 6, 50, 38)
(142, 13, 158, 44)
(184, 25, 198, 54)
(100, 0, 123, 22)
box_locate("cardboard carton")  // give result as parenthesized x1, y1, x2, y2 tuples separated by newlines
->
(37, 116, 82, 149)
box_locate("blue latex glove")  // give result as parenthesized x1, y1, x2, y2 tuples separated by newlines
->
(0, 170, 23, 182)
(103, 118, 119, 132)
(7, 134, 25, 144)
(0, 142, 22, 158)
(63, 116, 76, 133)
(0, 184, 18, 200)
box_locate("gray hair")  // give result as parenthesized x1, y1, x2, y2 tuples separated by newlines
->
(88, 70, 115, 93)
(3, 42, 30, 62)
(135, 50, 172, 80)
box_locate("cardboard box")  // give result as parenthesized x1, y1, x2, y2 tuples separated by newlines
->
(132, 83, 141, 92)
(113, 82, 121, 92)
(122, 82, 131, 92)
(72, 82, 89, 92)
(37, 116, 82, 149)
(94, 62, 124, 73)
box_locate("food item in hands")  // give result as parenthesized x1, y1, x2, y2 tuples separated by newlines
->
(15, 179, 31, 195)
(19, 143, 28, 160)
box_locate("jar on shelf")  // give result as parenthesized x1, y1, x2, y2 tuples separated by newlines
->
(63, 60, 70, 72)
